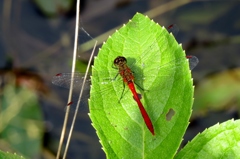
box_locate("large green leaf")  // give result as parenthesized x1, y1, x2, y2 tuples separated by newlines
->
(89, 13, 193, 158)
(175, 119, 240, 158)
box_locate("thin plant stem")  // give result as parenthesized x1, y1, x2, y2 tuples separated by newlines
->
(56, 0, 81, 158)
(63, 40, 97, 158)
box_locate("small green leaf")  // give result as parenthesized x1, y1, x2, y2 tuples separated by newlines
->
(175, 119, 240, 158)
(89, 13, 193, 158)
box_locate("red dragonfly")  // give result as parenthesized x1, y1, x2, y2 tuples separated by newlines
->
(113, 56, 154, 135)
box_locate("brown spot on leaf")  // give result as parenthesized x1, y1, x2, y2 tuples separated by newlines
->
(166, 108, 175, 121)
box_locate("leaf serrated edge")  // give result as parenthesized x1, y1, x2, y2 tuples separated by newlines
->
(176, 119, 240, 158)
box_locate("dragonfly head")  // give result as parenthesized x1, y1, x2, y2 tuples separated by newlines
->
(114, 56, 127, 67)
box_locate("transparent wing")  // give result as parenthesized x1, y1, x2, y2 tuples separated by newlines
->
(52, 73, 91, 90)
(187, 55, 199, 70)
(167, 24, 179, 37)
(167, 24, 199, 70)
(51, 73, 91, 113)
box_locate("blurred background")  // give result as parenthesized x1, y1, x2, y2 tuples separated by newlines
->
(0, 0, 240, 158)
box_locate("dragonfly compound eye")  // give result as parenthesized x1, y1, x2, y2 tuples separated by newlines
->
(114, 56, 127, 65)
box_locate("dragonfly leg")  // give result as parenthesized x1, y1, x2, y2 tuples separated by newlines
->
(134, 82, 149, 92)
(118, 82, 126, 103)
